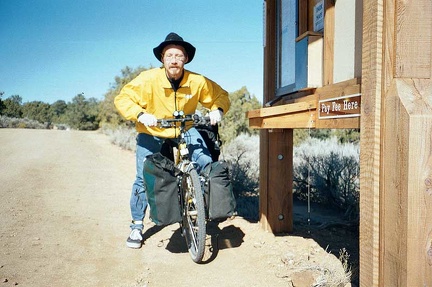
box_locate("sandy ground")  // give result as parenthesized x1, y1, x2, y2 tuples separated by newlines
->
(0, 129, 356, 287)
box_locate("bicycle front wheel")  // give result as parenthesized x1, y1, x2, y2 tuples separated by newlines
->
(181, 168, 206, 263)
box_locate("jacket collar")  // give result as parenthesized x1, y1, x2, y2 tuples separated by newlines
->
(160, 68, 190, 89)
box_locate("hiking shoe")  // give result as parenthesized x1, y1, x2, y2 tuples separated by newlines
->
(126, 229, 143, 249)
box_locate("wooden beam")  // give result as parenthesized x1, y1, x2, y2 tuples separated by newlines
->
(315, 78, 361, 99)
(248, 98, 316, 129)
(323, 0, 335, 85)
(248, 101, 316, 119)
(359, 0, 383, 286)
(249, 111, 316, 129)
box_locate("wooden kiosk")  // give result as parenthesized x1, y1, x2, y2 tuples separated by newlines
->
(249, 0, 432, 286)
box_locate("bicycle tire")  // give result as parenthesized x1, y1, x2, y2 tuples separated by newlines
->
(181, 168, 206, 263)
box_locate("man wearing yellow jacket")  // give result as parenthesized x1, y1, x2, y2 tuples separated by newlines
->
(114, 32, 230, 249)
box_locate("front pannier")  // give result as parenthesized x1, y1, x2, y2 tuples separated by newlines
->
(143, 153, 182, 226)
(201, 161, 236, 220)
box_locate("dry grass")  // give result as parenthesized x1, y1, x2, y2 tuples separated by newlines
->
(281, 247, 352, 287)
(313, 249, 352, 287)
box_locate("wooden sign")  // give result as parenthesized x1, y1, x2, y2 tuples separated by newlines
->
(318, 93, 361, 119)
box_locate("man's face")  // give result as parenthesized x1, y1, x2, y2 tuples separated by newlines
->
(162, 45, 188, 80)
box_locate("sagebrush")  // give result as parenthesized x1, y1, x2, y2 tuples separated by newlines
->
(293, 136, 360, 221)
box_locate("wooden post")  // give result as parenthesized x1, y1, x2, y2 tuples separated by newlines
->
(359, 1, 383, 286)
(266, 129, 293, 233)
(260, 0, 293, 233)
(380, 0, 432, 285)
(361, 0, 432, 285)
(382, 79, 432, 286)
(260, 0, 274, 232)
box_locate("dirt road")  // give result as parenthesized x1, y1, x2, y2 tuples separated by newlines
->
(0, 129, 349, 287)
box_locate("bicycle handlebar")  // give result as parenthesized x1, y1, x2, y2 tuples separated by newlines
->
(157, 113, 210, 128)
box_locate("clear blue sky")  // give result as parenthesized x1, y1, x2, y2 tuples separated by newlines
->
(0, 0, 264, 104)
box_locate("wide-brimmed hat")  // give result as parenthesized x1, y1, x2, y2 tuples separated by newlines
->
(153, 32, 196, 64)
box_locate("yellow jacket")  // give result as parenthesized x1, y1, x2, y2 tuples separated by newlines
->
(114, 67, 230, 138)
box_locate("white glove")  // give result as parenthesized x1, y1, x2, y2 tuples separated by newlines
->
(138, 113, 157, 127)
(209, 109, 223, 125)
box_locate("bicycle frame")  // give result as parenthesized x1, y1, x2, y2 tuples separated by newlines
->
(159, 113, 208, 164)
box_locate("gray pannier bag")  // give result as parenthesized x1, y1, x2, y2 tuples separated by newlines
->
(201, 161, 236, 220)
(143, 153, 182, 226)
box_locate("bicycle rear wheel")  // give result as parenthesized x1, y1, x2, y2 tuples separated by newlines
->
(181, 168, 206, 263)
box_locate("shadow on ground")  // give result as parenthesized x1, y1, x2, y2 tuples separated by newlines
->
(142, 220, 245, 265)
(289, 198, 360, 286)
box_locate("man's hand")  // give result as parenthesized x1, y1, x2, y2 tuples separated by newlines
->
(209, 109, 223, 125)
(138, 113, 157, 127)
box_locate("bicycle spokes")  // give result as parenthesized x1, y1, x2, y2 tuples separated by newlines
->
(181, 169, 206, 263)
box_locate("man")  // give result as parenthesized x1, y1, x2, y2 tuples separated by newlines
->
(114, 32, 230, 248)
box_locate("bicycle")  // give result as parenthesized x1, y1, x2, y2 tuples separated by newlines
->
(156, 111, 210, 263)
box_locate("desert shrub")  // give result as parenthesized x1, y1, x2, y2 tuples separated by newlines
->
(233, 193, 259, 221)
(221, 133, 260, 196)
(294, 129, 360, 146)
(221, 133, 260, 221)
(293, 137, 359, 220)
(101, 124, 137, 151)
(0, 116, 47, 129)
